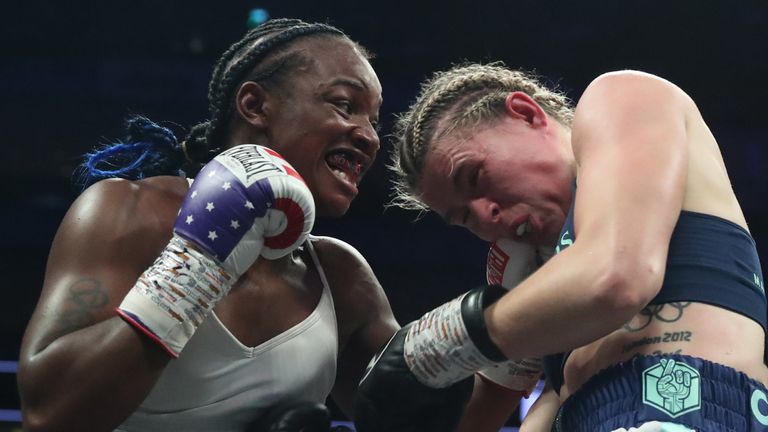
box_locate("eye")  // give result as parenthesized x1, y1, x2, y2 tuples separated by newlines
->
(469, 166, 480, 188)
(334, 100, 352, 114)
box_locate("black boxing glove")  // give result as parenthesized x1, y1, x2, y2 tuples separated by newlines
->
(354, 285, 508, 432)
(248, 400, 331, 432)
(354, 324, 473, 432)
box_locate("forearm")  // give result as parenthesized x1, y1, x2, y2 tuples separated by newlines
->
(19, 316, 170, 432)
(485, 242, 646, 359)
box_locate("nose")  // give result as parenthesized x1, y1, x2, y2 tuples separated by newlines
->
(351, 122, 380, 158)
(467, 199, 503, 241)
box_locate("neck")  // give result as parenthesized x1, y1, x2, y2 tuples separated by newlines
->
(224, 122, 269, 150)
(553, 122, 576, 179)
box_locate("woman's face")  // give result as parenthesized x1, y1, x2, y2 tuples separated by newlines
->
(264, 37, 382, 218)
(417, 116, 573, 246)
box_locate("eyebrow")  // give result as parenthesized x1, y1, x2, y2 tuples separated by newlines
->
(328, 77, 367, 91)
(327, 77, 384, 126)
(327, 77, 383, 100)
(452, 159, 467, 190)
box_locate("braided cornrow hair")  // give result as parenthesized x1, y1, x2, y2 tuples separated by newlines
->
(389, 62, 574, 211)
(78, 18, 361, 190)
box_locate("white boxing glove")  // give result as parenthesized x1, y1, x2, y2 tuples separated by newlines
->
(486, 238, 538, 287)
(479, 238, 544, 395)
(117, 144, 315, 357)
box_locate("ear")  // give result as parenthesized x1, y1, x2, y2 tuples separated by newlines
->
(234, 81, 271, 130)
(504, 92, 548, 129)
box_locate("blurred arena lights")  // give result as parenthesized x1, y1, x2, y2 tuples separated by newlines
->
(247, 8, 270, 28)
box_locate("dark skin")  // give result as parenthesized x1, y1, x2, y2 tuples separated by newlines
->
(18, 37, 398, 432)
(19, 36, 520, 432)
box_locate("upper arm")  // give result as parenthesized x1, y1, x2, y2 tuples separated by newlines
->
(311, 237, 399, 416)
(20, 179, 173, 359)
(571, 71, 690, 303)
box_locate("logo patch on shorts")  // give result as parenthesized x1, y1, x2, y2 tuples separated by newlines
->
(751, 389, 768, 426)
(555, 230, 572, 254)
(754, 273, 765, 293)
(642, 358, 701, 418)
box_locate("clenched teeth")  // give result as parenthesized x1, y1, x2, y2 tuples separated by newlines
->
(327, 153, 362, 175)
(331, 168, 351, 182)
(516, 221, 531, 237)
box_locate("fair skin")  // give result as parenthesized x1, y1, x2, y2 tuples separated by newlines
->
(419, 71, 767, 426)
(518, 382, 559, 432)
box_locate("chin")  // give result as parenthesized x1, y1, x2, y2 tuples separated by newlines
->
(315, 197, 352, 219)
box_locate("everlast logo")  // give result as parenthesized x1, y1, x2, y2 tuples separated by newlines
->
(227, 146, 283, 181)
(487, 243, 510, 286)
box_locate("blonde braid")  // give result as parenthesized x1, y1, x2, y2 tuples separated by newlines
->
(389, 63, 573, 212)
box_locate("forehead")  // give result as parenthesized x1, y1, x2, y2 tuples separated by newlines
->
(418, 136, 484, 209)
(292, 37, 382, 99)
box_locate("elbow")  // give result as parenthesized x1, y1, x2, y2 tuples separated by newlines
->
(22, 404, 90, 432)
(590, 253, 665, 321)
(18, 365, 61, 432)
(19, 388, 57, 432)
(22, 407, 60, 432)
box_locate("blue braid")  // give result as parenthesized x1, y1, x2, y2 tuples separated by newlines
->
(78, 116, 185, 190)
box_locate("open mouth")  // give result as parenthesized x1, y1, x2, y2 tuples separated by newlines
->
(514, 217, 533, 239)
(326, 150, 364, 186)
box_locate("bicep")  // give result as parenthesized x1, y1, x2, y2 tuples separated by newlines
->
(331, 290, 399, 417)
(317, 238, 399, 416)
(572, 72, 689, 287)
(331, 314, 399, 417)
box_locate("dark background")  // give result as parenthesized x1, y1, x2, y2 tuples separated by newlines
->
(2, 0, 767, 427)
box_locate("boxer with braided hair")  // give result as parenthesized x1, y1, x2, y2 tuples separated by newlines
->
(356, 63, 768, 432)
(78, 18, 367, 185)
(19, 18, 400, 432)
(391, 63, 572, 214)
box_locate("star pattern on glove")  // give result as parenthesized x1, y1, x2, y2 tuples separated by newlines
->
(174, 159, 275, 265)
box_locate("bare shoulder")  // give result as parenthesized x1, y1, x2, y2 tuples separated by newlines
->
(47, 175, 189, 288)
(21, 176, 189, 355)
(578, 70, 694, 110)
(68, 176, 187, 238)
(310, 235, 368, 267)
(308, 236, 393, 331)
(584, 70, 680, 91)
(309, 235, 379, 293)
(61, 178, 178, 248)
(572, 70, 695, 159)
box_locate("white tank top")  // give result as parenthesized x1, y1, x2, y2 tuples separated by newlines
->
(117, 238, 339, 431)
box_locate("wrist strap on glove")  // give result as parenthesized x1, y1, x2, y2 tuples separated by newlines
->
(403, 285, 507, 388)
(117, 235, 235, 357)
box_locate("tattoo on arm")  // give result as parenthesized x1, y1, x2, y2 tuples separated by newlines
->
(51, 278, 110, 339)
(622, 302, 692, 332)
